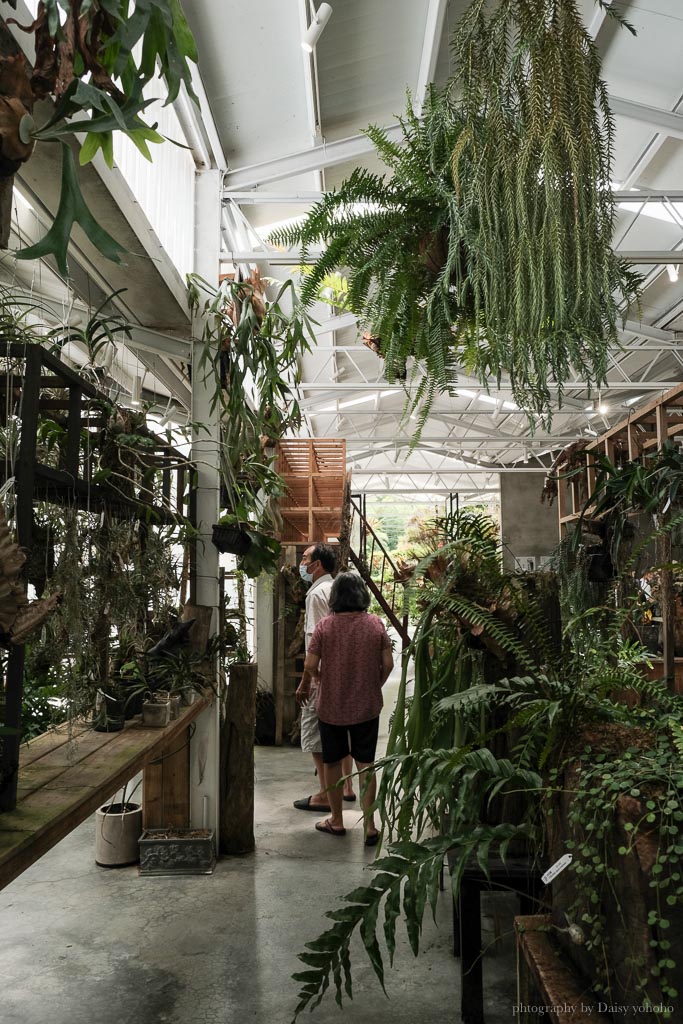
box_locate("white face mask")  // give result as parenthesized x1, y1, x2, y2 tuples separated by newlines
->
(299, 563, 314, 583)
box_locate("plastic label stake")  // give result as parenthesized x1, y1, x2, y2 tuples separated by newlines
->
(541, 853, 573, 885)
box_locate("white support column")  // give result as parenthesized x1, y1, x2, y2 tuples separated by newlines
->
(189, 168, 222, 838)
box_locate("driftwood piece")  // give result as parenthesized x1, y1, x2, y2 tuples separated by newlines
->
(0, 504, 61, 645)
(219, 661, 257, 855)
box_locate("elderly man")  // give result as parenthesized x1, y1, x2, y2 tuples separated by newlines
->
(293, 543, 355, 811)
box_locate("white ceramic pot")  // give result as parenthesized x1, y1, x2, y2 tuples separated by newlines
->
(95, 802, 143, 867)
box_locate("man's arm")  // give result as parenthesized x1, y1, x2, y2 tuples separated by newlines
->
(296, 652, 321, 704)
(305, 588, 331, 646)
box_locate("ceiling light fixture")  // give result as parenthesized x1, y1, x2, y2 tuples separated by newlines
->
(130, 375, 143, 407)
(667, 264, 679, 283)
(301, 2, 333, 52)
(159, 402, 177, 428)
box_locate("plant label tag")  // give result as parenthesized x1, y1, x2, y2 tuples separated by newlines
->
(542, 853, 572, 885)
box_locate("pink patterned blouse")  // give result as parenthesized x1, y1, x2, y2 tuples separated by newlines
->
(307, 612, 391, 726)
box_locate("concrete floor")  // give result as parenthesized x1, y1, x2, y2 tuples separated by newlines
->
(0, 676, 518, 1024)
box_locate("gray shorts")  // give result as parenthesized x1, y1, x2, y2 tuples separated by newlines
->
(300, 700, 322, 753)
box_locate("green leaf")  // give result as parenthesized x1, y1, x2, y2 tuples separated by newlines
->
(15, 143, 127, 276)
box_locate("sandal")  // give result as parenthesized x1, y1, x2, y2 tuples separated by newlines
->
(364, 831, 380, 847)
(315, 818, 347, 837)
(294, 796, 331, 812)
(343, 793, 357, 802)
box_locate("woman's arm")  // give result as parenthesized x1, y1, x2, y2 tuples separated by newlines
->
(296, 652, 321, 703)
(380, 647, 394, 685)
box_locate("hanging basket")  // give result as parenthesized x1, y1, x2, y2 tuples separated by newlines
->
(211, 523, 252, 556)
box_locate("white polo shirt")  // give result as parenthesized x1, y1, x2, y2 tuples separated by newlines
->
(304, 573, 333, 652)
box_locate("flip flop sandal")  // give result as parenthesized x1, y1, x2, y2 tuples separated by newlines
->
(364, 832, 380, 847)
(293, 796, 331, 812)
(343, 794, 357, 802)
(315, 819, 347, 837)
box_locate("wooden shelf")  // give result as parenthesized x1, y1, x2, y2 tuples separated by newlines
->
(275, 438, 347, 542)
(556, 383, 683, 524)
(0, 697, 209, 893)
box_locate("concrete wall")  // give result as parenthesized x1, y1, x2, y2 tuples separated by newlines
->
(499, 472, 560, 572)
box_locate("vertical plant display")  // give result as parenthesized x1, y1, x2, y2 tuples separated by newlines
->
(188, 274, 312, 574)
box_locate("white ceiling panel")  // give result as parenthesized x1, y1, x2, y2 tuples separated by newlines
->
(185, 0, 311, 168)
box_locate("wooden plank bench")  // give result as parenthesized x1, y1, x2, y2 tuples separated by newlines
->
(0, 697, 209, 893)
(515, 914, 611, 1023)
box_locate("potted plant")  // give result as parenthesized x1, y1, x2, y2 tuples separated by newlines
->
(270, 0, 641, 429)
(138, 826, 215, 876)
(211, 514, 282, 578)
(95, 782, 143, 867)
(141, 691, 170, 728)
(211, 514, 252, 556)
(92, 684, 125, 733)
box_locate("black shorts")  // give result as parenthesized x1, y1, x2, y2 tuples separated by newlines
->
(318, 717, 380, 765)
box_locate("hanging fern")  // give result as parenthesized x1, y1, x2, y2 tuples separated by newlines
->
(270, 91, 468, 435)
(449, 0, 641, 413)
(273, 2, 640, 426)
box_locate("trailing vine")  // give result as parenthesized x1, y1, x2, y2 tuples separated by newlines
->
(547, 719, 683, 1018)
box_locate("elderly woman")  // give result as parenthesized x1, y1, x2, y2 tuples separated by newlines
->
(296, 572, 394, 844)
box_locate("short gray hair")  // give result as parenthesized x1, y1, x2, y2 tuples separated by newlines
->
(329, 572, 371, 613)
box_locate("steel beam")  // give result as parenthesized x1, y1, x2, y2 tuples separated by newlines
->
(225, 247, 683, 266)
(225, 191, 325, 204)
(126, 325, 192, 362)
(299, 381, 680, 392)
(342, 436, 576, 445)
(617, 251, 683, 264)
(351, 467, 547, 475)
(221, 124, 404, 191)
(614, 190, 683, 203)
(414, 0, 450, 115)
(621, 320, 676, 344)
(610, 96, 683, 142)
(226, 189, 683, 206)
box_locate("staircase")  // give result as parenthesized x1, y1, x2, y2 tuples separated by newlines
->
(348, 494, 411, 649)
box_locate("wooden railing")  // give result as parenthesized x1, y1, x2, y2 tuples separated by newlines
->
(348, 494, 410, 649)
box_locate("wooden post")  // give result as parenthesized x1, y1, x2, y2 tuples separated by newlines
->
(219, 661, 257, 854)
(143, 727, 191, 829)
(274, 568, 285, 745)
(142, 604, 213, 826)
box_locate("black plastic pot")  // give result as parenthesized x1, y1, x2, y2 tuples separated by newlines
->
(212, 523, 252, 556)
(120, 683, 144, 719)
(93, 695, 125, 732)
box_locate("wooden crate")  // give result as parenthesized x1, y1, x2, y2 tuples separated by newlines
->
(275, 439, 346, 543)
